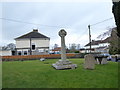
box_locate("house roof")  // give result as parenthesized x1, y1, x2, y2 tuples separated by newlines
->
(85, 37, 111, 47)
(15, 29, 50, 40)
(85, 40, 102, 46)
(102, 37, 111, 43)
(52, 47, 61, 51)
(95, 46, 108, 50)
(80, 48, 95, 50)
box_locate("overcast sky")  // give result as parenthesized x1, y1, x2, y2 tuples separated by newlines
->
(1, 0, 116, 48)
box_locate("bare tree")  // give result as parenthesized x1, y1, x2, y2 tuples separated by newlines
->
(7, 43, 16, 50)
(70, 43, 76, 51)
(97, 28, 112, 40)
(53, 44, 59, 49)
(76, 44, 80, 50)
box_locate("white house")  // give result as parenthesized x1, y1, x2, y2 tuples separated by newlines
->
(0, 50, 12, 56)
(83, 37, 111, 53)
(0, 45, 16, 56)
(15, 29, 50, 55)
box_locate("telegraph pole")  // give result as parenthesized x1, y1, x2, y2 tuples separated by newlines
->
(88, 25, 91, 53)
(30, 37, 32, 55)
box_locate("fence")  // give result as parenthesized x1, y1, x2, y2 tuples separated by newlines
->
(2, 53, 76, 61)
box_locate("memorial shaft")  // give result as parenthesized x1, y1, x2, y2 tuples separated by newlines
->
(61, 36, 66, 60)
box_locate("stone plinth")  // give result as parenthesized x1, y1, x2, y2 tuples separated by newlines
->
(52, 60, 77, 70)
(101, 58, 108, 64)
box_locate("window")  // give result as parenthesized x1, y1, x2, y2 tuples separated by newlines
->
(32, 45, 35, 50)
(45, 49, 49, 53)
(24, 51, 27, 55)
(18, 51, 21, 55)
(12, 51, 15, 55)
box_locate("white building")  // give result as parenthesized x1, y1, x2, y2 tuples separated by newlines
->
(0, 46, 16, 56)
(83, 37, 111, 53)
(0, 50, 12, 56)
(15, 29, 50, 55)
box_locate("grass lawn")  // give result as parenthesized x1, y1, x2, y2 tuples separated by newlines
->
(2, 58, 118, 88)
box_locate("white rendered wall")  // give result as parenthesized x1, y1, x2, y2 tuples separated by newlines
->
(0, 50, 12, 56)
(16, 38, 50, 48)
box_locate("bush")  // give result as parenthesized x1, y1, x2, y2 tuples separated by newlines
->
(74, 51, 79, 53)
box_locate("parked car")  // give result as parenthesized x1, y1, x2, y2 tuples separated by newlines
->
(100, 53, 110, 57)
(95, 53, 110, 57)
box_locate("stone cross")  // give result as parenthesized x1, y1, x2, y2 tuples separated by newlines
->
(58, 29, 67, 61)
(52, 29, 77, 70)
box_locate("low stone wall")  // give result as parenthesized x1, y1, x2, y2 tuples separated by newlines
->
(2, 53, 76, 61)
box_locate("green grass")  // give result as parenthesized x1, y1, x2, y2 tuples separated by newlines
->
(2, 58, 118, 88)
(0, 61, 2, 89)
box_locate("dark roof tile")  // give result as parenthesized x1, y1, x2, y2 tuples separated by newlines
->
(85, 37, 111, 47)
(15, 29, 50, 40)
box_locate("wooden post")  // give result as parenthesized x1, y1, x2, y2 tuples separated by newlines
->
(30, 37, 32, 55)
(88, 25, 91, 53)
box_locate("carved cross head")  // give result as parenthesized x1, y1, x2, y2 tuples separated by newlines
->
(58, 29, 67, 37)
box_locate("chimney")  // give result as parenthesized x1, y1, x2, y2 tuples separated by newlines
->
(33, 29, 38, 32)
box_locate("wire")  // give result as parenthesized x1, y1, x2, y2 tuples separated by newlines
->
(75, 17, 114, 43)
(91, 17, 114, 26)
(0, 17, 65, 28)
(0, 17, 114, 28)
